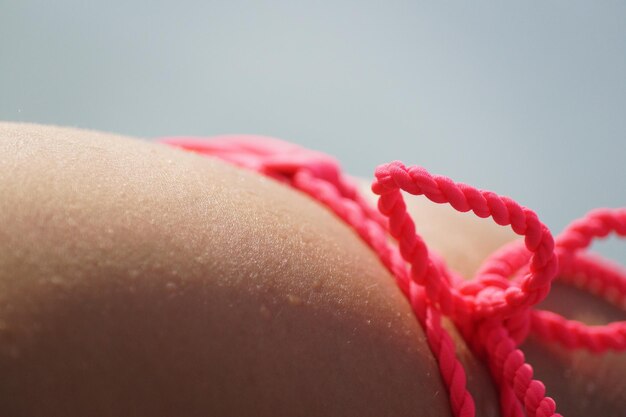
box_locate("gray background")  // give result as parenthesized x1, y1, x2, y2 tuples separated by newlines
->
(2, 1, 625, 260)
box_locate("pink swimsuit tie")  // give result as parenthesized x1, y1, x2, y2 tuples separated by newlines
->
(161, 135, 626, 417)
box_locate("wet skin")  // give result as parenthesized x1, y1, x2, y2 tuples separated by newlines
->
(0, 122, 623, 416)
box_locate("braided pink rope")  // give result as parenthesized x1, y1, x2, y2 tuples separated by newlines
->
(161, 136, 626, 417)
(479, 209, 626, 353)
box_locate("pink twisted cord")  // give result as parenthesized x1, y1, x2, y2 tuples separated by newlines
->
(534, 209, 626, 351)
(161, 136, 626, 417)
(371, 161, 561, 417)
(371, 161, 558, 320)
(478, 209, 626, 352)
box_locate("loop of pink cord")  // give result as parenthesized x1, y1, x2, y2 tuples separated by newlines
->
(162, 136, 626, 417)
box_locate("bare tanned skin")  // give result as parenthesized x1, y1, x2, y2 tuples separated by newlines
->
(0, 122, 624, 416)
(0, 123, 460, 416)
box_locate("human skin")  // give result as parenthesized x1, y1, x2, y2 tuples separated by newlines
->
(0, 122, 624, 416)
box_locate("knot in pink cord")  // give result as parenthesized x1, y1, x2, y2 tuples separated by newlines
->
(479, 208, 626, 353)
(161, 135, 626, 417)
(372, 160, 559, 323)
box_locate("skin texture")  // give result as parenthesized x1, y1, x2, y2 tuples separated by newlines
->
(0, 122, 624, 416)
(0, 122, 461, 417)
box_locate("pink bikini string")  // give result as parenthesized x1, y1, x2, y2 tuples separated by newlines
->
(161, 135, 626, 417)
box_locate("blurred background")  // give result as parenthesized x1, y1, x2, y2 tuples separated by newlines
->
(2, 1, 625, 260)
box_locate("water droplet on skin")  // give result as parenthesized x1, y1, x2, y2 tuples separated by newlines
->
(259, 304, 271, 320)
(366, 319, 371, 325)
(287, 294, 303, 306)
